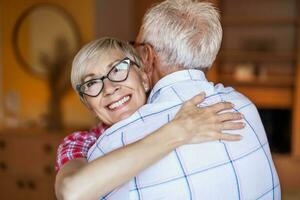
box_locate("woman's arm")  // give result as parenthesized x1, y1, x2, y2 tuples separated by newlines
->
(55, 93, 244, 200)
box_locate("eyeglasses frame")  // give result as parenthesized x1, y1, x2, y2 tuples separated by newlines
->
(76, 57, 139, 98)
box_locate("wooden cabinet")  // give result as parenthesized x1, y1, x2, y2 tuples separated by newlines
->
(0, 131, 62, 200)
(211, 0, 300, 156)
(217, 0, 297, 108)
(0, 175, 56, 200)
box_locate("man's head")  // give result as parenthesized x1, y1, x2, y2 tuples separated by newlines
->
(136, 0, 222, 86)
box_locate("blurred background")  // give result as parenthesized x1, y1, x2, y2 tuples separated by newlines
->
(0, 0, 299, 199)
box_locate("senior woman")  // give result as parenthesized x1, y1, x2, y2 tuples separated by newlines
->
(55, 37, 244, 200)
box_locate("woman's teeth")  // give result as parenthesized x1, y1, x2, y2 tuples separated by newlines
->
(108, 96, 130, 110)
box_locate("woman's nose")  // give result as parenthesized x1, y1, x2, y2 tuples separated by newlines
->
(102, 79, 119, 96)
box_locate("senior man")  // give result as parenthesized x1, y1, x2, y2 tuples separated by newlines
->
(87, 0, 280, 199)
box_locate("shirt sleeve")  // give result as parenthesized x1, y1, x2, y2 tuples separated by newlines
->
(55, 124, 107, 172)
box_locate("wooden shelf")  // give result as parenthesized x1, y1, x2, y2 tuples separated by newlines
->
(218, 0, 300, 158)
(222, 17, 297, 26)
(219, 51, 296, 62)
(219, 75, 294, 87)
(230, 85, 293, 109)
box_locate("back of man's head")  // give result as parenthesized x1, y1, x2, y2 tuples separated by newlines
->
(138, 0, 222, 71)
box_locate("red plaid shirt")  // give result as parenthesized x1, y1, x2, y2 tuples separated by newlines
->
(55, 123, 109, 172)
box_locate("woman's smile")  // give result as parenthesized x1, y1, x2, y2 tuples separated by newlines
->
(106, 94, 132, 111)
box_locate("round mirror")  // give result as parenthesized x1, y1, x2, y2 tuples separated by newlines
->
(12, 3, 81, 78)
(12, 4, 82, 130)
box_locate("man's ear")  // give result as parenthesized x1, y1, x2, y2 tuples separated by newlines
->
(135, 43, 156, 87)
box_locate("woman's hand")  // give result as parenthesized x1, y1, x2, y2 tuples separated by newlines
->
(169, 92, 244, 146)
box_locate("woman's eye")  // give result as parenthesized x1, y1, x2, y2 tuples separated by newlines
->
(112, 67, 120, 73)
(86, 80, 96, 88)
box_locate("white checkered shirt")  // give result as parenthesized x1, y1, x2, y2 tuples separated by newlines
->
(88, 70, 281, 200)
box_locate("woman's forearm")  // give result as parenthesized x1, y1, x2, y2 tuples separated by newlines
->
(55, 123, 182, 200)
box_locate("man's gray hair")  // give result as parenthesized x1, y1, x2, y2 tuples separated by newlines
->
(71, 37, 142, 92)
(139, 0, 222, 70)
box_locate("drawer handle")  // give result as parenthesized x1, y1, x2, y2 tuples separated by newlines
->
(0, 161, 7, 171)
(16, 180, 25, 189)
(0, 140, 6, 150)
(27, 180, 36, 190)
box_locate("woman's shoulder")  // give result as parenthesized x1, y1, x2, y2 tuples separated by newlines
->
(62, 123, 108, 142)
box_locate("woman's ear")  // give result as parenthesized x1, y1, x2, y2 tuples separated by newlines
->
(140, 70, 150, 93)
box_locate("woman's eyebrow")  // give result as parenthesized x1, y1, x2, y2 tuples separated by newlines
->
(107, 58, 124, 69)
(82, 57, 125, 81)
(82, 73, 96, 82)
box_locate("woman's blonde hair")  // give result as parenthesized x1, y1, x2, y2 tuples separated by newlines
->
(71, 37, 142, 94)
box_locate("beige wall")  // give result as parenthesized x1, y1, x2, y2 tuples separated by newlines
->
(0, 1, 4, 129)
(95, 0, 137, 41)
(1, 0, 97, 130)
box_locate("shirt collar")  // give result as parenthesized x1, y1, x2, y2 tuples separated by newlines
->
(148, 69, 208, 103)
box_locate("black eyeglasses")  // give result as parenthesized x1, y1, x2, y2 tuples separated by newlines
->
(76, 57, 139, 97)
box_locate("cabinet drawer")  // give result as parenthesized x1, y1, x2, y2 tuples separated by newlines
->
(0, 134, 61, 178)
(0, 174, 56, 200)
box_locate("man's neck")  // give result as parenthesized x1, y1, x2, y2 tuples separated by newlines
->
(152, 65, 183, 87)
(147, 69, 209, 104)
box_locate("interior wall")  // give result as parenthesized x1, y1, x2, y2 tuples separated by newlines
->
(95, 0, 137, 41)
(1, 0, 96, 130)
(0, 1, 3, 129)
(134, 0, 162, 29)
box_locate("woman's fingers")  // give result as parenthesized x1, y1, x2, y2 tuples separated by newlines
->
(217, 133, 242, 141)
(207, 102, 234, 113)
(173, 94, 246, 145)
(192, 132, 242, 144)
(217, 112, 243, 122)
(188, 92, 206, 106)
(221, 121, 245, 130)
